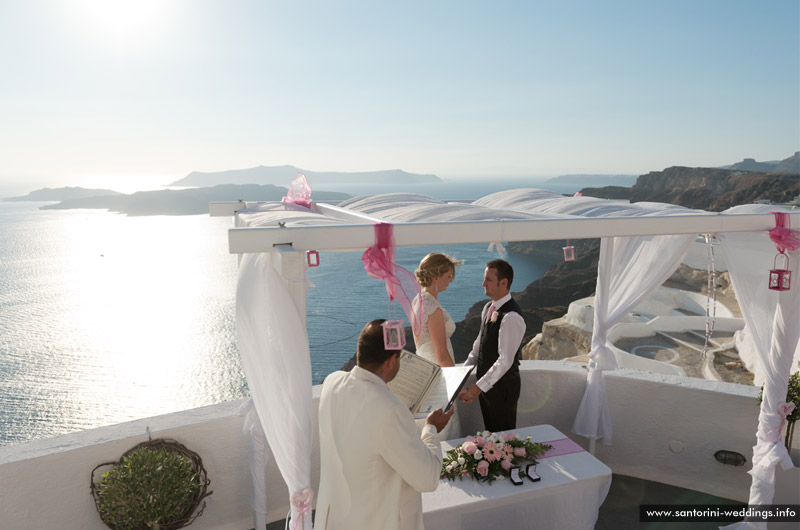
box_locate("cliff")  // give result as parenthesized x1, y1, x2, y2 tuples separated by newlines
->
(627, 167, 799, 210)
(582, 166, 799, 210)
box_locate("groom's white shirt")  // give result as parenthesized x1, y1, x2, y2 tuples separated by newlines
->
(316, 366, 443, 530)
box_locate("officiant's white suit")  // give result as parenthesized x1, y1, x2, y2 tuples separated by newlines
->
(315, 366, 443, 530)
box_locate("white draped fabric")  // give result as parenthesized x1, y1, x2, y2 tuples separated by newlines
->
(236, 251, 314, 530)
(240, 399, 269, 530)
(718, 205, 800, 530)
(571, 233, 696, 443)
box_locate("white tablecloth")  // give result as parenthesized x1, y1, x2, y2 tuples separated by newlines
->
(422, 424, 612, 530)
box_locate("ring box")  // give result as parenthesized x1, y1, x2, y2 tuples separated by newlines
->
(526, 463, 541, 482)
(509, 466, 524, 486)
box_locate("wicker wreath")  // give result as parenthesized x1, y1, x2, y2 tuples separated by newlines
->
(90, 438, 212, 530)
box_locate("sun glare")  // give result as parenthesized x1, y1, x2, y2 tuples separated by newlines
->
(71, 0, 177, 51)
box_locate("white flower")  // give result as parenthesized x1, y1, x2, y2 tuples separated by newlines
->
(446, 464, 453, 472)
(490, 311, 498, 323)
(474, 450, 483, 460)
(482, 430, 490, 438)
(457, 456, 465, 466)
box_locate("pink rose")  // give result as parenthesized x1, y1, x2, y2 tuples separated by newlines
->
(474, 436, 486, 448)
(514, 447, 527, 457)
(462, 441, 478, 455)
(502, 432, 517, 442)
(476, 460, 490, 477)
(465, 435, 475, 443)
(490, 311, 498, 323)
(500, 459, 513, 471)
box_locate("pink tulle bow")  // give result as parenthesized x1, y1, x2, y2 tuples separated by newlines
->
(361, 223, 424, 335)
(282, 172, 313, 209)
(767, 401, 796, 444)
(778, 401, 796, 418)
(769, 212, 800, 253)
(290, 488, 314, 530)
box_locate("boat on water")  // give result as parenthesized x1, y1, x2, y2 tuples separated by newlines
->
(0, 188, 797, 529)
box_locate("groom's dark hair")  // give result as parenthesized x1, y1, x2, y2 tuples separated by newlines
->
(487, 259, 514, 289)
(357, 319, 401, 370)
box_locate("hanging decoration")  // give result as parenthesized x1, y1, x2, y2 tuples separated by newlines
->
(282, 172, 313, 209)
(769, 253, 792, 292)
(700, 234, 717, 359)
(362, 223, 424, 348)
(767, 212, 799, 292)
(382, 305, 406, 350)
(563, 240, 576, 262)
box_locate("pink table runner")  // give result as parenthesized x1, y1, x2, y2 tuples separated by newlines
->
(540, 437, 586, 458)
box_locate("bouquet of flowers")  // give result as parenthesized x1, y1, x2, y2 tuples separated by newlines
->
(441, 430, 552, 484)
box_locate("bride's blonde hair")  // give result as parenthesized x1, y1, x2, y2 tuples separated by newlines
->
(414, 253, 464, 287)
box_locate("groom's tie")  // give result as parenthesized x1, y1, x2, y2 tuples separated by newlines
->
(485, 303, 496, 324)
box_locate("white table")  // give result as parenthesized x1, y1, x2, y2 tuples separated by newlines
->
(422, 424, 612, 530)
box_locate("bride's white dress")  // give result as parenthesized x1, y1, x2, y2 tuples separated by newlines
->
(413, 290, 461, 440)
(415, 291, 456, 364)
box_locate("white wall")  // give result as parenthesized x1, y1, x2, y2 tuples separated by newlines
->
(1, 362, 790, 529)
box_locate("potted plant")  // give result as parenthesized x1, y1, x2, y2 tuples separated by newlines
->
(91, 438, 212, 530)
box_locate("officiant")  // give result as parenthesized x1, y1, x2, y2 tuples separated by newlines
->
(459, 259, 526, 432)
(316, 319, 453, 530)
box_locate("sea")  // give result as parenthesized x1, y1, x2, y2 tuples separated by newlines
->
(0, 178, 580, 447)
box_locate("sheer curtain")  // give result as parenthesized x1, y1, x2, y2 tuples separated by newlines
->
(572, 234, 695, 444)
(237, 251, 314, 530)
(718, 209, 800, 529)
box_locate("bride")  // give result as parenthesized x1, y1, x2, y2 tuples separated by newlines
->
(413, 252, 463, 366)
(413, 252, 464, 439)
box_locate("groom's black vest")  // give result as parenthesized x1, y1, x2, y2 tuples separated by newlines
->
(476, 297, 522, 383)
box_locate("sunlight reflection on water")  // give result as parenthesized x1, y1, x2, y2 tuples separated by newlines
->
(0, 202, 556, 446)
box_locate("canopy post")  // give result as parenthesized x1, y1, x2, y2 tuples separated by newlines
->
(273, 244, 307, 327)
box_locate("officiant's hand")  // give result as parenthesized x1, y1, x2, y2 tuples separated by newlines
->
(459, 385, 482, 404)
(426, 407, 454, 433)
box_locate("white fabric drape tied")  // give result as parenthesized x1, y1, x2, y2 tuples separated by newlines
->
(718, 205, 800, 530)
(572, 233, 695, 444)
(237, 251, 314, 530)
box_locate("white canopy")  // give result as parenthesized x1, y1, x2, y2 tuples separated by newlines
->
(219, 190, 798, 529)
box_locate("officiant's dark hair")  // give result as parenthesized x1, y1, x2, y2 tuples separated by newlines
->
(487, 259, 514, 289)
(357, 319, 400, 370)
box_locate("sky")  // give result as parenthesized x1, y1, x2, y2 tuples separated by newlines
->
(1, 0, 798, 193)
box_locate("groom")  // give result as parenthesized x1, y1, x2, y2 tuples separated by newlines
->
(459, 259, 526, 432)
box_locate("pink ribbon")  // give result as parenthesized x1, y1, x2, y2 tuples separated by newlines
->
(539, 437, 586, 458)
(361, 223, 424, 335)
(282, 172, 313, 209)
(766, 401, 796, 444)
(769, 212, 800, 254)
(290, 488, 314, 530)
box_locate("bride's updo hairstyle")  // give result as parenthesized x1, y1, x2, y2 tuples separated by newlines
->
(414, 253, 464, 287)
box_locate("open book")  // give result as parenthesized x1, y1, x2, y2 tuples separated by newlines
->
(387, 351, 474, 419)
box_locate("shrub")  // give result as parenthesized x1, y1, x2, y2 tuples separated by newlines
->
(91, 439, 212, 530)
